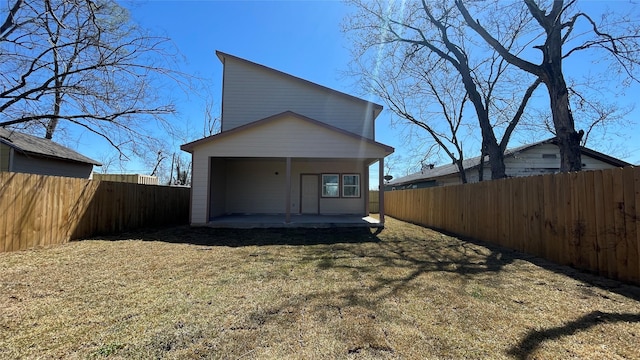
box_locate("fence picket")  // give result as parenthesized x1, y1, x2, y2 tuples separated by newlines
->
(592, 170, 608, 277)
(622, 167, 638, 283)
(583, 171, 599, 272)
(635, 167, 640, 283)
(611, 168, 628, 281)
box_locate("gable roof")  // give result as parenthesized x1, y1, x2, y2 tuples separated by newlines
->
(216, 51, 384, 119)
(180, 110, 394, 155)
(0, 128, 102, 166)
(388, 138, 631, 186)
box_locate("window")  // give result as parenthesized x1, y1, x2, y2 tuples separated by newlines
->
(542, 154, 557, 159)
(342, 174, 360, 197)
(322, 174, 339, 197)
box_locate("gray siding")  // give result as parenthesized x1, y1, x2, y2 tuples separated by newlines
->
(430, 144, 626, 186)
(467, 144, 620, 182)
(11, 152, 93, 178)
(0, 143, 9, 171)
(191, 115, 388, 159)
(292, 159, 367, 215)
(503, 143, 618, 174)
(188, 114, 389, 222)
(221, 57, 375, 139)
(202, 158, 368, 220)
(209, 158, 227, 218)
(191, 150, 210, 224)
(224, 159, 287, 214)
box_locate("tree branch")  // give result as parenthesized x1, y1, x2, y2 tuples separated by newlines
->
(0, 106, 173, 127)
(499, 77, 542, 151)
(455, 0, 542, 76)
(0, 0, 23, 41)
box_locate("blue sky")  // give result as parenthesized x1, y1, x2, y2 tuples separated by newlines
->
(82, 0, 639, 177)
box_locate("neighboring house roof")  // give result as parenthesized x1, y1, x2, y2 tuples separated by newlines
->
(389, 138, 631, 186)
(215, 51, 384, 119)
(0, 128, 102, 166)
(181, 110, 394, 155)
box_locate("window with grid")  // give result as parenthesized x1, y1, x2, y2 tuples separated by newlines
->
(321, 174, 339, 197)
(342, 174, 360, 197)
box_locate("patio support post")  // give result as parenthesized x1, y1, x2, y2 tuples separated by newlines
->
(379, 157, 385, 224)
(285, 157, 291, 223)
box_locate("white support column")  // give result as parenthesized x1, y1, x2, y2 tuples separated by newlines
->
(378, 157, 385, 224)
(285, 157, 291, 223)
(364, 165, 369, 216)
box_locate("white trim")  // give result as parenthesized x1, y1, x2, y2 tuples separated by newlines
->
(285, 157, 291, 223)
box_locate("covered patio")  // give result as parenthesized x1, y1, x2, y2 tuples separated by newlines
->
(181, 112, 393, 228)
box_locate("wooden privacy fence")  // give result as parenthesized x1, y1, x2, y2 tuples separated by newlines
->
(0, 172, 190, 253)
(369, 190, 380, 213)
(385, 167, 639, 285)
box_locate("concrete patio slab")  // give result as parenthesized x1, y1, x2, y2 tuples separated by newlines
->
(205, 214, 383, 229)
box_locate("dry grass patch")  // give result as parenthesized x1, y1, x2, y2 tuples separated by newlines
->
(1, 217, 639, 359)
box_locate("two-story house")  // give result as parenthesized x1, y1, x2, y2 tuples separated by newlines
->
(181, 51, 393, 227)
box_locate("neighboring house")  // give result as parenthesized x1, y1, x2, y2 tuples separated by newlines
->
(181, 51, 394, 226)
(0, 128, 101, 179)
(387, 138, 631, 190)
(93, 173, 159, 185)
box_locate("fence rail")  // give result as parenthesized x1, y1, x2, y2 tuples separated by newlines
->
(0, 172, 190, 253)
(383, 167, 639, 285)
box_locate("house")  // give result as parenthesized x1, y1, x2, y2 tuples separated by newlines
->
(93, 173, 159, 185)
(387, 138, 631, 189)
(180, 51, 394, 227)
(0, 128, 101, 179)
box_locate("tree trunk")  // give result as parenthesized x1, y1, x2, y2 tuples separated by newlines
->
(476, 107, 506, 180)
(541, 13, 582, 172)
(46, 23, 62, 140)
(455, 0, 582, 173)
(455, 159, 468, 183)
(459, 70, 507, 180)
(45, 91, 62, 139)
(478, 142, 486, 182)
(485, 140, 506, 180)
(545, 67, 582, 172)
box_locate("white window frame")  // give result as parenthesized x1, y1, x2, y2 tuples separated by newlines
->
(342, 174, 360, 198)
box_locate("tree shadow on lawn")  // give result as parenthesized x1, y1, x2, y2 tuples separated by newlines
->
(94, 225, 381, 247)
(91, 223, 640, 358)
(93, 223, 640, 303)
(221, 230, 640, 359)
(428, 227, 640, 303)
(93, 223, 521, 299)
(507, 310, 640, 360)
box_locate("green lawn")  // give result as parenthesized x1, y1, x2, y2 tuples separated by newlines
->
(1, 217, 639, 359)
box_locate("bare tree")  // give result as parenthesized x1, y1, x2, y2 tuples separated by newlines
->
(362, 50, 472, 182)
(166, 152, 190, 186)
(346, 0, 541, 180)
(455, 0, 640, 172)
(203, 97, 221, 137)
(0, 0, 191, 161)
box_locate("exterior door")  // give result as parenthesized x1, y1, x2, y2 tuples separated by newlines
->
(300, 174, 319, 214)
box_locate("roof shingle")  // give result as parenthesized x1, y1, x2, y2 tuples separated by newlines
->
(0, 128, 101, 166)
